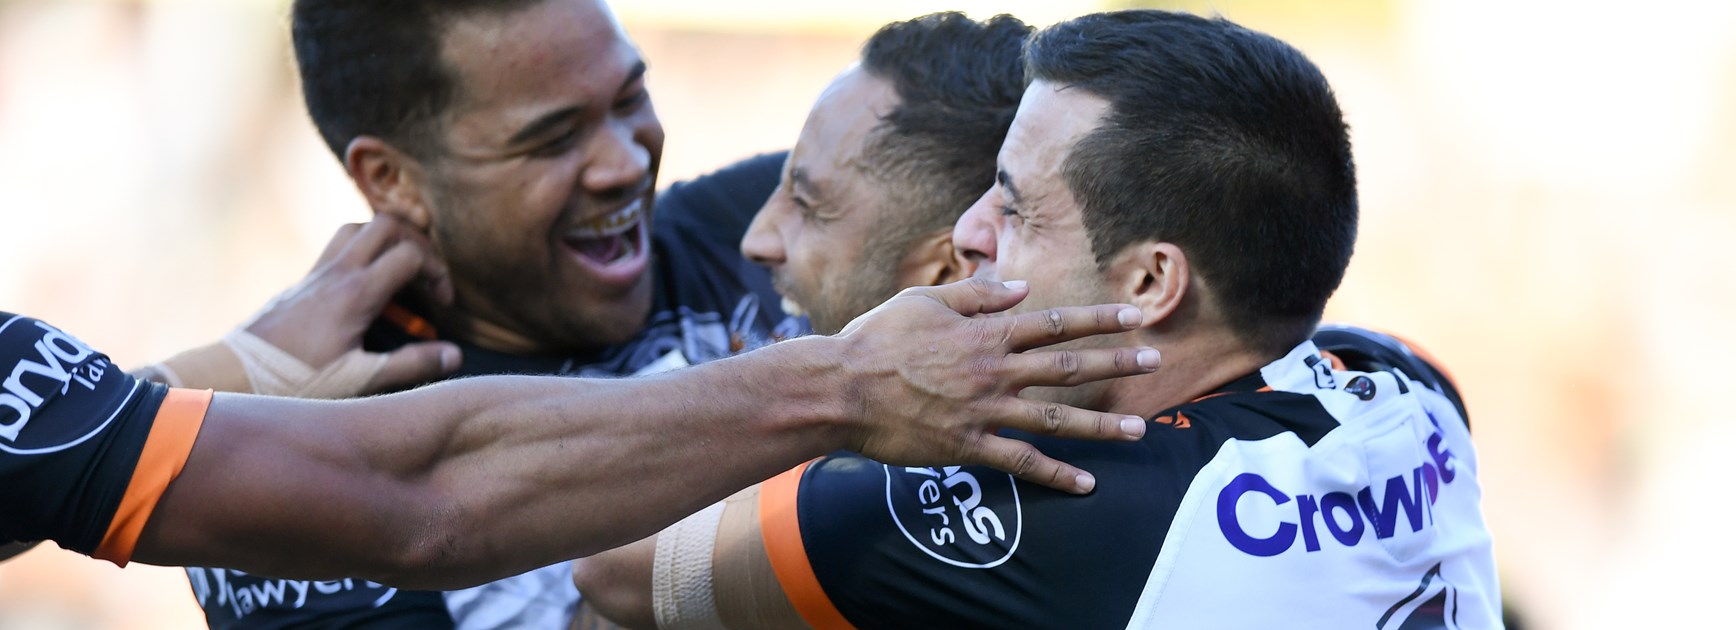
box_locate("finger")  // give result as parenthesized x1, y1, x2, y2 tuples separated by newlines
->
(996, 396, 1148, 442)
(402, 230, 454, 306)
(337, 214, 407, 268)
(904, 277, 1030, 318)
(999, 346, 1161, 389)
(969, 435, 1101, 495)
(361, 239, 433, 307)
(995, 303, 1143, 352)
(313, 223, 366, 269)
(363, 342, 462, 394)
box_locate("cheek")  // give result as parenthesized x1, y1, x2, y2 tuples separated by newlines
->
(635, 108, 666, 161)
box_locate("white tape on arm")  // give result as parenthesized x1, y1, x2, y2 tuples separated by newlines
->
(222, 330, 386, 399)
(652, 501, 729, 630)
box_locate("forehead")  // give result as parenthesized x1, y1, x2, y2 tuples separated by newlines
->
(791, 65, 899, 176)
(437, 0, 638, 123)
(1001, 80, 1111, 188)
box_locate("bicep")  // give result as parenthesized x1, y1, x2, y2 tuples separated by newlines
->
(714, 485, 808, 630)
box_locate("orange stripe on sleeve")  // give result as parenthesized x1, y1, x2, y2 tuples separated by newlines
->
(93, 388, 213, 566)
(758, 460, 856, 630)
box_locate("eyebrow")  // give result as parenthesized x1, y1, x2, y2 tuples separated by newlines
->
(505, 61, 649, 146)
(997, 169, 1024, 205)
(790, 166, 820, 198)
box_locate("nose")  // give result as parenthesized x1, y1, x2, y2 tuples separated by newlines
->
(740, 200, 786, 268)
(952, 189, 1000, 268)
(581, 120, 652, 194)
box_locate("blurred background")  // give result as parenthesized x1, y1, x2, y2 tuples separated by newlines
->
(0, 0, 1731, 627)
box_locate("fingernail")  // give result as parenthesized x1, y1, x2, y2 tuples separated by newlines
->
(1002, 280, 1027, 291)
(1118, 307, 1142, 327)
(1075, 473, 1097, 494)
(440, 346, 462, 371)
(1121, 417, 1147, 439)
(1137, 348, 1161, 369)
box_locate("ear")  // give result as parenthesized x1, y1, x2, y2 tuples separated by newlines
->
(1115, 242, 1190, 329)
(344, 136, 433, 229)
(896, 230, 976, 288)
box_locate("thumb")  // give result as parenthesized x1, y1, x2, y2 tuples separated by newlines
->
(363, 342, 462, 394)
(914, 277, 1030, 317)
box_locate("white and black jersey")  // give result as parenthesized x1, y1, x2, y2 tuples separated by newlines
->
(758, 325, 1500, 629)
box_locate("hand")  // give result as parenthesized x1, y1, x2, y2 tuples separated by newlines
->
(241, 215, 461, 394)
(836, 278, 1160, 495)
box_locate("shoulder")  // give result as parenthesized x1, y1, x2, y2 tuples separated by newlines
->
(1312, 324, 1468, 424)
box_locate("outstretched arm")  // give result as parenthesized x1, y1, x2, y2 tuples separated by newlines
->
(130, 279, 1159, 589)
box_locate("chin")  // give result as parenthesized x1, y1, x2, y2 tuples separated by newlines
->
(575, 276, 656, 346)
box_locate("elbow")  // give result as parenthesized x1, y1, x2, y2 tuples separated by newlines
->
(366, 492, 483, 589)
(572, 554, 658, 629)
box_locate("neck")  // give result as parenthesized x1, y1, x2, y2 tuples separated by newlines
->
(421, 300, 557, 356)
(1097, 329, 1277, 418)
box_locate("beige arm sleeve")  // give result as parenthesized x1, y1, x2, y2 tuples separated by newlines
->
(652, 501, 728, 630)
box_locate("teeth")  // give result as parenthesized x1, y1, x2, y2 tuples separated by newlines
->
(616, 232, 639, 262)
(780, 296, 807, 317)
(569, 202, 642, 240)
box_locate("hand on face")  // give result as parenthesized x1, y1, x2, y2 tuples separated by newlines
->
(241, 215, 462, 395)
(832, 277, 1161, 494)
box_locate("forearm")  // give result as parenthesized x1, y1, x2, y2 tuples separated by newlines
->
(397, 336, 851, 582)
(135, 335, 852, 588)
(132, 340, 252, 393)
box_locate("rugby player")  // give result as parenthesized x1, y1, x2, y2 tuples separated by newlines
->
(573, 11, 1500, 629)
(184, 0, 1096, 627)
(185, 0, 809, 626)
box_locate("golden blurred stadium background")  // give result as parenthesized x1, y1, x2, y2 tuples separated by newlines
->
(0, 0, 1732, 627)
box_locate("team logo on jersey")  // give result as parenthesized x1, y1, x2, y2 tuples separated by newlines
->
(0, 317, 128, 455)
(1304, 354, 1336, 389)
(1345, 375, 1378, 401)
(1217, 428, 1460, 557)
(188, 568, 399, 621)
(884, 465, 1022, 568)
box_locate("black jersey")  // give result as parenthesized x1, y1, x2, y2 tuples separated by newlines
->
(759, 325, 1500, 630)
(187, 151, 807, 630)
(0, 312, 211, 565)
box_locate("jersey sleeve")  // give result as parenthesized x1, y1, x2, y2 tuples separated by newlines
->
(0, 312, 212, 565)
(758, 432, 1212, 630)
(1313, 324, 1469, 426)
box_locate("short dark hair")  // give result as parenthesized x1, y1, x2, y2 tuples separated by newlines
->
(1025, 10, 1358, 355)
(291, 0, 542, 159)
(858, 12, 1032, 247)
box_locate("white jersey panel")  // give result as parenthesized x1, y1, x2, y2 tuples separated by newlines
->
(1123, 343, 1501, 629)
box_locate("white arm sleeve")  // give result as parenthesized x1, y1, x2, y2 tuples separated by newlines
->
(651, 501, 729, 630)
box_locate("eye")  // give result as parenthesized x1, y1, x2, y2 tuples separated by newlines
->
(999, 204, 1026, 225)
(614, 88, 650, 113)
(531, 128, 580, 157)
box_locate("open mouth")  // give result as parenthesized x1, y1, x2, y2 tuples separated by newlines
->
(563, 200, 646, 269)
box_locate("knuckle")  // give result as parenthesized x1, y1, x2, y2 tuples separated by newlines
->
(1052, 350, 1082, 380)
(1042, 308, 1066, 336)
(1039, 402, 1065, 433)
(1009, 445, 1039, 478)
